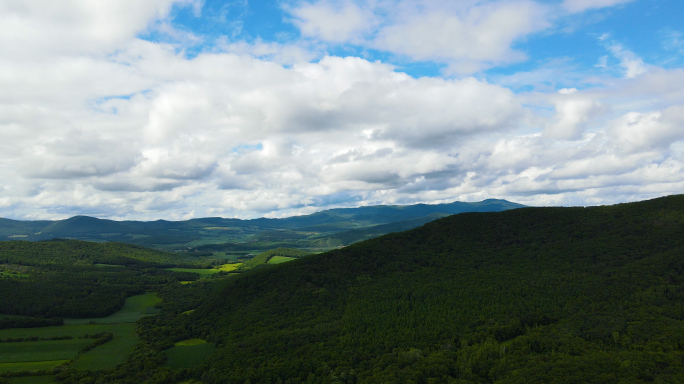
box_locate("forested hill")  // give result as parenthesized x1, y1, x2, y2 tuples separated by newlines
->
(0, 239, 202, 268)
(0, 240, 210, 320)
(179, 195, 684, 383)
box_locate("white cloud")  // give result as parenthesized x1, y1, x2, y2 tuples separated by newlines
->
(288, 0, 378, 43)
(609, 106, 684, 152)
(1, 0, 684, 221)
(286, 0, 551, 74)
(0, 0, 199, 59)
(373, 1, 550, 73)
(608, 43, 648, 79)
(561, 0, 634, 14)
(544, 90, 605, 140)
(218, 38, 316, 65)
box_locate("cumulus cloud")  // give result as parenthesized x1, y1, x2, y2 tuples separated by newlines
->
(608, 43, 648, 79)
(609, 106, 684, 152)
(0, 0, 199, 59)
(286, 0, 551, 74)
(1, 0, 683, 220)
(373, 1, 550, 73)
(544, 88, 605, 140)
(288, 0, 378, 43)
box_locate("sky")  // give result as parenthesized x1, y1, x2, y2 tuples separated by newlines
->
(1, 0, 683, 221)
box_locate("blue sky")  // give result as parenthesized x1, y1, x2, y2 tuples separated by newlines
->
(0, 0, 683, 220)
(160, 0, 684, 79)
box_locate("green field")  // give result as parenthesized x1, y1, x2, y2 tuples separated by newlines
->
(0, 322, 139, 373)
(70, 323, 138, 371)
(64, 292, 161, 325)
(167, 267, 219, 275)
(0, 360, 67, 373)
(0, 338, 92, 363)
(0, 293, 160, 375)
(0, 272, 29, 278)
(165, 339, 214, 369)
(267, 256, 295, 264)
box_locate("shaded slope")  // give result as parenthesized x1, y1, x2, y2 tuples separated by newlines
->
(187, 195, 684, 383)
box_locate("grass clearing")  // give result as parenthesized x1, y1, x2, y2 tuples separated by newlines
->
(71, 323, 137, 371)
(167, 263, 242, 276)
(167, 267, 219, 275)
(0, 272, 29, 278)
(165, 340, 214, 369)
(216, 263, 242, 272)
(268, 256, 296, 264)
(64, 292, 161, 325)
(0, 322, 139, 372)
(0, 293, 159, 375)
(174, 338, 206, 346)
(0, 338, 93, 363)
(0, 360, 68, 373)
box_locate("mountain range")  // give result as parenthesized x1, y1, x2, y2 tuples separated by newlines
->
(0, 199, 525, 253)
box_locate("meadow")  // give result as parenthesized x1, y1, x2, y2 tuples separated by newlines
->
(267, 256, 295, 264)
(166, 262, 242, 277)
(63, 292, 160, 325)
(0, 292, 161, 379)
(165, 339, 215, 369)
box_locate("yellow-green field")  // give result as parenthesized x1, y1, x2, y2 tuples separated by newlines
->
(268, 256, 296, 264)
(167, 263, 242, 276)
(174, 338, 206, 346)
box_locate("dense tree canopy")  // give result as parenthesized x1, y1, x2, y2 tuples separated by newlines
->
(5, 195, 684, 383)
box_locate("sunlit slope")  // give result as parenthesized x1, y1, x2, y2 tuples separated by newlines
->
(191, 195, 684, 383)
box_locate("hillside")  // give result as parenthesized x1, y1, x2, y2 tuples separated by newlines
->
(130, 195, 684, 383)
(0, 240, 210, 321)
(0, 199, 524, 252)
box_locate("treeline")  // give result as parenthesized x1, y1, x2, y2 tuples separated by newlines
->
(0, 265, 189, 318)
(0, 315, 62, 330)
(0, 240, 213, 319)
(238, 248, 312, 271)
(0, 239, 209, 268)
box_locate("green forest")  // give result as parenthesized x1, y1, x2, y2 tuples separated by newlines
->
(1, 195, 684, 383)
